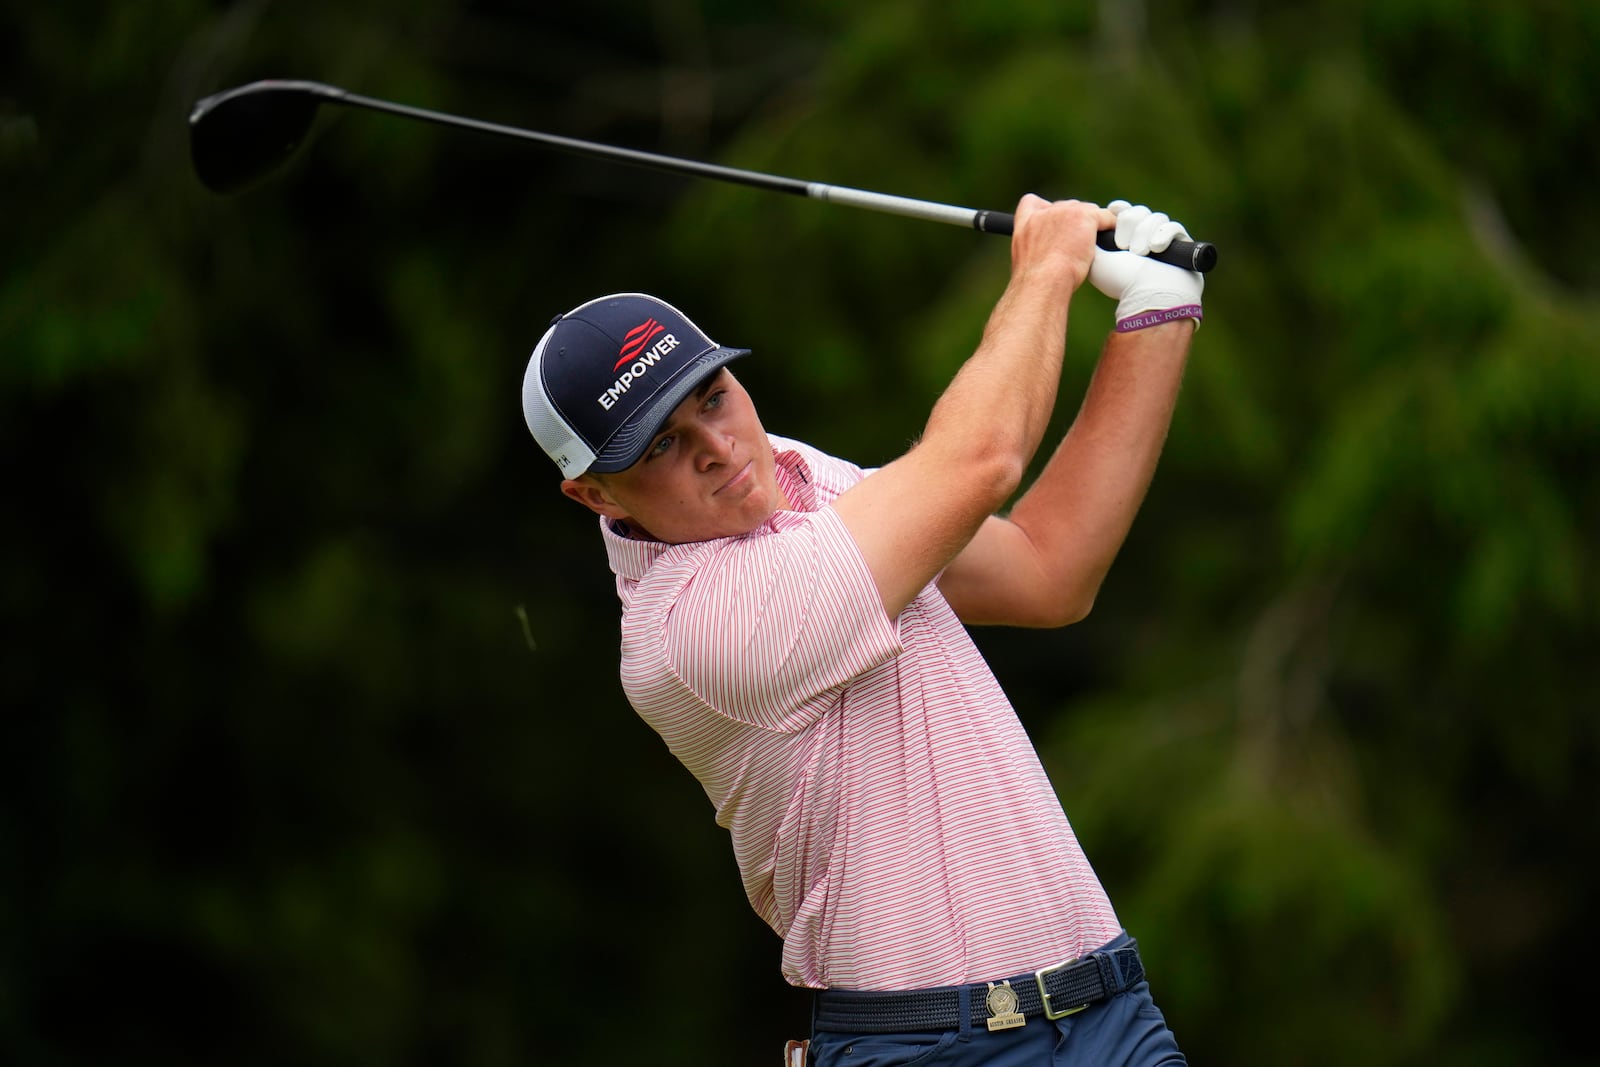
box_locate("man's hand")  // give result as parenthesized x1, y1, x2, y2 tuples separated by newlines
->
(1089, 200, 1205, 332)
(1010, 195, 1118, 295)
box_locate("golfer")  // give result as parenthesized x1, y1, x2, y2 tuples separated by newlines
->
(522, 195, 1199, 1066)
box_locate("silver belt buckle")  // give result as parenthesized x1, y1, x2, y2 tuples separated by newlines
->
(1035, 957, 1090, 1021)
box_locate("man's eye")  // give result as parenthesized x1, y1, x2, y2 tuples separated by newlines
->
(706, 390, 726, 410)
(649, 434, 674, 457)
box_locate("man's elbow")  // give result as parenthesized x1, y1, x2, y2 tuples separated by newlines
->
(907, 439, 1024, 520)
(1040, 592, 1095, 629)
(1006, 587, 1095, 629)
(1061, 593, 1096, 627)
(967, 448, 1027, 515)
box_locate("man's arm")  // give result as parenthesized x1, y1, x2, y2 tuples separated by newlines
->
(936, 318, 1195, 627)
(829, 195, 1112, 619)
(938, 200, 1206, 627)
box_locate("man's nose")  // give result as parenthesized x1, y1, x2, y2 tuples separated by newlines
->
(691, 425, 734, 469)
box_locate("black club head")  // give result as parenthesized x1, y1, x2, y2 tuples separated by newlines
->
(189, 80, 340, 193)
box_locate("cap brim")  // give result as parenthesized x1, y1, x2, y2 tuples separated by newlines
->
(586, 345, 751, 474)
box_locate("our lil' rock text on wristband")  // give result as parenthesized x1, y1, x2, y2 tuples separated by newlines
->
(1114, 305, 1204, 333)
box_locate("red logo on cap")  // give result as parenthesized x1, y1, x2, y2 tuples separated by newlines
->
(614, 318, 667, 371)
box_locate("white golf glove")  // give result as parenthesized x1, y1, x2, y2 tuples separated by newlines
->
(1088, 200, 1205, 332)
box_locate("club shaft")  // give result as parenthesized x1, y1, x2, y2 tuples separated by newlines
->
(311, 86, 1217, 272)
(339, 89, 815, 196)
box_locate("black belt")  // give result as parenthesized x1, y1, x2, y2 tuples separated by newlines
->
(813, 942, 1144, 1035)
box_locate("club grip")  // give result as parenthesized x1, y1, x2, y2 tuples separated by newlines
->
(972, 210, 1217, 274)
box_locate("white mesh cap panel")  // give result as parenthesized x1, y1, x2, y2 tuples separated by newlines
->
(522, 330, 596, 476)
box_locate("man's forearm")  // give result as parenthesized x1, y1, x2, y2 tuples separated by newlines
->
(1005, 319, 1195, 603)
(921, 263, 1077, 475)
(917, 200, 1113, 483)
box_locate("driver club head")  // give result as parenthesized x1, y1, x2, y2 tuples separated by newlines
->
(189, 80, 344, 193)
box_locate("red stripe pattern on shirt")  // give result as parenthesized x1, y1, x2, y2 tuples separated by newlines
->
(602, 435, 1120, 991)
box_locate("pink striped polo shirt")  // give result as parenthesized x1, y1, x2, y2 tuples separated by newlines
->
(600, 434, 1121, 991)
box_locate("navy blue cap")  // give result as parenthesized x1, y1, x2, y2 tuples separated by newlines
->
(522, 294, 750, 476)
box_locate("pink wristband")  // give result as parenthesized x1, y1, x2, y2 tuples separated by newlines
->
(1115, 305, 1203, 333)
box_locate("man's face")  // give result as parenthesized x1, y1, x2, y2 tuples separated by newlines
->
(561, 369, 787, 544)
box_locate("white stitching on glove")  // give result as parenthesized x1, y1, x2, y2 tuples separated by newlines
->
(1088, 200, 1205, 332)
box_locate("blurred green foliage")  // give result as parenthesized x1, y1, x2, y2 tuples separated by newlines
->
(4, 1, 1596, 1065)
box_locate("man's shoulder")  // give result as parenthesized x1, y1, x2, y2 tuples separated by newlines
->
(768, 433, 868, 493)
(769, 432, 838, 461)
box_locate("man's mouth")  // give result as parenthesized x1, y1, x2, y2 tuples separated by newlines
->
(715, 460, 753, 496)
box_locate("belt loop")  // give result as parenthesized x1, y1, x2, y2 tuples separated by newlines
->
(1096, 950, 1123, 994)
(957, 984, 972, 1039)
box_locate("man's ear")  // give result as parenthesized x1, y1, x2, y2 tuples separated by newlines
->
(560, 476, 627, 520)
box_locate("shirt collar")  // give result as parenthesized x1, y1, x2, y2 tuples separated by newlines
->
(600, 439, 815, 582)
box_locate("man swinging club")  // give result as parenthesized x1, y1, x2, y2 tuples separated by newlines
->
(522, 195, 1200, 1066)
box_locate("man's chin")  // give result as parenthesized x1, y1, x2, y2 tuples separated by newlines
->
(676, 506, 777, 545)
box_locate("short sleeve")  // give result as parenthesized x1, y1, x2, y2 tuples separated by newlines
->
(657, 506, 902, 732)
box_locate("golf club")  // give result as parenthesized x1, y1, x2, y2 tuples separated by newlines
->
(189, 79, 1218, 273)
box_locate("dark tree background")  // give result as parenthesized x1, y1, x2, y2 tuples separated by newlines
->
(5, 2, 1597, 1064)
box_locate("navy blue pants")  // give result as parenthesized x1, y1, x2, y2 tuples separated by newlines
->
(809, 935, 1187, 1067)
